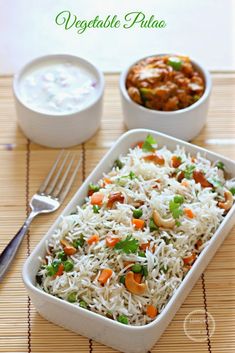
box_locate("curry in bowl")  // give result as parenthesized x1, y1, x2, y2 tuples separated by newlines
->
(126, 55, 205, 111)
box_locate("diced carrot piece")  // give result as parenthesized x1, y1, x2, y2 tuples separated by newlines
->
(191, 157, 197, 163)
(183, 253, 196, 265)
(140, 241, 156, 253)
(54, 263, 64, 278)
(98, 268, 113, 285)
(181, 180, 189, 187)
(64, 246, 77, 255)
(87, 234, 100, 245)
(134, 273, 142, 284)
(90, 192, 104, 206)
(171, 155, 182, 168)
(60, 239, 77, 255)
(143, 154, 165, 165)
(132, 218, 145, 229)
(184, 208, 195, 219)
(140, 242, 151, 251)
(136, 141, 144, 148)
(103, 177, 112, 185)
(106, 235, 121, 247)
(146, 305, 158, 319)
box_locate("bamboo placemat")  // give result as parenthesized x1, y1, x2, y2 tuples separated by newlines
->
(0, 73, 235, 353)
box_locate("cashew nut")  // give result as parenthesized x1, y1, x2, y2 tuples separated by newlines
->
(218, 190, 233, 211)
(153, 209, 175, 229)
(125, 271, 147, 296)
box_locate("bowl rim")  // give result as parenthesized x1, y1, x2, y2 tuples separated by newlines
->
(22, 128, 235, 332)
(119, 53, 212, 116)
(13, 53, 104, 118)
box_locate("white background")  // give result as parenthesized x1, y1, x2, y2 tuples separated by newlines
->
(0, 0, 235, 74)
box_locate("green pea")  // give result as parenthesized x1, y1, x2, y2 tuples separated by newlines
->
(79, 300, 88, 309)
(174, 195, 184, 204)
(68, 292, 77, 303)
(119, 275, 125, 284)
(117, 314, 128, 325)
(131, 264, 142, 273)
(93, 205, 100, 213)
(64, 261, 74, 272)
(133, 209, 143, 219)
(168, 56, 182, 71)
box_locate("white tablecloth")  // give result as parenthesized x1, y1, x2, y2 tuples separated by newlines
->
(0, 0, 235, 74)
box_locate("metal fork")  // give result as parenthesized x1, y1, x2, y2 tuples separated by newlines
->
(0, 151, 82, 282)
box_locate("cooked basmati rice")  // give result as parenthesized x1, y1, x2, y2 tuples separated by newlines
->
(36, 137, 234, 326)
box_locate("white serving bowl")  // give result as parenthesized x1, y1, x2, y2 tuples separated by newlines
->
(22, 129, 235, 353)
(120, 55, 212, 141)
(13, 54, 104, 148)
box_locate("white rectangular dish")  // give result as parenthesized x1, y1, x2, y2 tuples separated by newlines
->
(22, 129, 235, 353)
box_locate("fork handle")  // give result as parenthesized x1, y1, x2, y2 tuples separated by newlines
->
(0, 213, 36, 282)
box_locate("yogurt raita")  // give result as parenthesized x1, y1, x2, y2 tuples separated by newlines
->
(19, 60, 98, 114)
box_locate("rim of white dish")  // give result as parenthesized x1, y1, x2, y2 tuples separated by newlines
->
(13, 54, 105, 118)
(119, 53, 212, 116)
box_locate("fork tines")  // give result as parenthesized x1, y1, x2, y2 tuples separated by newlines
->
(38, 150, 82, 201)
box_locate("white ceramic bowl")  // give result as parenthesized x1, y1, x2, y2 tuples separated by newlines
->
(22, 129, 235, 353)
(120, 55, 212, 141)
(13, 54, 104, 148)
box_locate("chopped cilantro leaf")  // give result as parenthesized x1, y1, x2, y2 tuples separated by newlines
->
(142, 134, 157, 152)
(114, 235, 139, 254)
(129, 171, 136, 180)
(121, 171, 137, 180)
(169, 200, 183, 219)
(46, 260, 61, 276)
(216, 161, 225, 170)
(149, 217, 158, 232)
(73, 234, 85, 248)
(93, 205, 100, 213)
(89, 183, 100, 192)
(230, 187, 235, 196)
(117, 314, 128, 325)
(184, 165, 196, 179)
